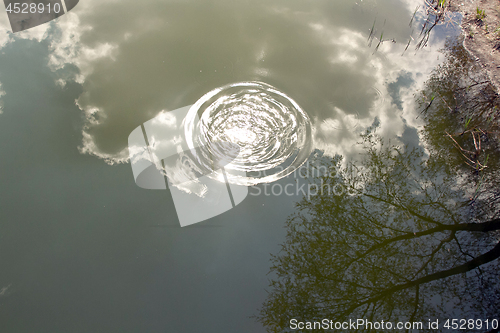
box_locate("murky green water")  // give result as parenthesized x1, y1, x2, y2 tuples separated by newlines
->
(1, 0, 498, 332)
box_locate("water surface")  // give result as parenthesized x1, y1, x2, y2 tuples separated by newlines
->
(0, 0, 483, 332)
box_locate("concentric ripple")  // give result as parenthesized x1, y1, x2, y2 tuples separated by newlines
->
(184, 81, 313, 186)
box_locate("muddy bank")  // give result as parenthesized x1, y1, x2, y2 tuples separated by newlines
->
(458, 0, 500, 92)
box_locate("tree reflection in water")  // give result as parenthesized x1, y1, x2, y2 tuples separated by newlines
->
(419, 37, 500, 219)
(256, 38, 500, 333)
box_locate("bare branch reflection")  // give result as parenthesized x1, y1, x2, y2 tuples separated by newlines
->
(257, 128, 500, 332)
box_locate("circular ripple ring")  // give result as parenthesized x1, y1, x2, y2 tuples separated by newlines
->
(184, 81, 313, 186)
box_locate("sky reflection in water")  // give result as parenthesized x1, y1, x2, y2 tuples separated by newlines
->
(0, 0, 463, 332)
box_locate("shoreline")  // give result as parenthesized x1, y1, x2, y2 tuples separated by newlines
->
(456, 0, 500, 93)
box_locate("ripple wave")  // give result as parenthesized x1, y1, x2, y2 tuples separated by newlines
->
(184, 81, 313, 186)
